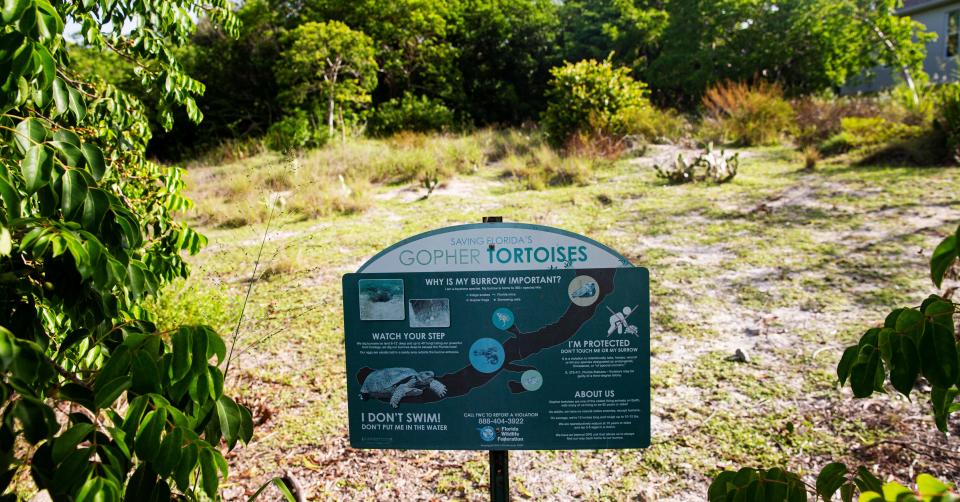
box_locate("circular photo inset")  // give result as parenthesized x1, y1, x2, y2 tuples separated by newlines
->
(567, 275, 599, 307)
(520, 370, 543, 391)
(469, 338, 505, 373)
(491, 307, 515, 330)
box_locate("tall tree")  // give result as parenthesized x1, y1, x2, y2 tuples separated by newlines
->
(301, 0, 461, 103)
(275, 21, 379, 137)
(152, 0, 285, 158)
(559, 0, 669, 76)
(647, 0, 933, 105)
(453, 0, 561, 124)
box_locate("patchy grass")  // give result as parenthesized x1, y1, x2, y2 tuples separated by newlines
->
(160, 133, 960, 500)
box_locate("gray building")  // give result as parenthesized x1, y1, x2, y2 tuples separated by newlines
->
(848, 0, 960, 92)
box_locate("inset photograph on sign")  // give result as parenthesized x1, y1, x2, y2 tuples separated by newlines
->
(491, 307, 514, 330)
(469, 337, 505, 373)
(567, 275, 599, 307)
(408, 299, 450, 327)
(358, 279, 405, 320)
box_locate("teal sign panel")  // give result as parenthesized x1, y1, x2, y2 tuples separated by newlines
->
(343, 267, 650, 450)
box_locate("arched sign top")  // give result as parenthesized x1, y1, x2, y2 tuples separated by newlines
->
(357, 222, 633, 273)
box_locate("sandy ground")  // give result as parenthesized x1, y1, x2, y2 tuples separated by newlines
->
(182, 149, 960, 501)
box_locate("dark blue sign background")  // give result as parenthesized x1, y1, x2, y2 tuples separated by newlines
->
(343, 267, 649, 450)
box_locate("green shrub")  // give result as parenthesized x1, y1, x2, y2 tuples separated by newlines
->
(934, 83, 960, 164)
(701, 81, 795, 146)
(614, 105, 689, 144)
(541, 59, 653, 149)
(818, 116, 924, 157)
(265, 111, 330, 152)
(368, 93, 457, 137)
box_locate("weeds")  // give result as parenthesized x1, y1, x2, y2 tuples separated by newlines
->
(802, 146, 820, 171)
(499, 145, 597, 190)
(701, 81, 794, 146)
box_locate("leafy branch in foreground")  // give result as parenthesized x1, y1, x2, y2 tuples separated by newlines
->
(0, 0, 255, 499)
(710, 224, 960, 501)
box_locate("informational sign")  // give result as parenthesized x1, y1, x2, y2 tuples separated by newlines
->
(358, 222, 633, 273)
(342, 267, 650, 450)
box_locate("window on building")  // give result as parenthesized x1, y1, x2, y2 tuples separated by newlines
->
(949, 9, 960, 57)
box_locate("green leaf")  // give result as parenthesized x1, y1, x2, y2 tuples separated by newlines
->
(68, 86, 86, 123)
(52, 128, 81, 147)
(930, 386, 959, 432)
(881, 481, 914, 500)
(895, 308, 924, 345)
(838, 345, 858, 386)
(14, 117, 46, 153)
(850, 346, 883, 398)
(93, 375, 131, 410)
(81, 143, 107, 180)
(20, 144, 52, 194)
(153, 427, 182, 478)
(61, 169, 88, 220)
(59, 382, 95, 411)
(245, 477, 300, 502)
(81, 188, 109, 231)
(854, 466, 884, 495)
(13, 397, 56, 444)
(840, 484, 854, 502)
(0, 175, 21, 219)
(127, 262, 145, 299)
(33, 43, 54, 89)
(134, 408, 165, 462)
(34, 0, 62, 41)
(174, 442, 198, 492)
(204, 327, 226, 364)
(53, 423, 95, 463)
(191, 324, 209, 373)
(199, 447, 220, 498)
(188, 369, 210, 404)
(216, 395, 243, 449)
(95, 345, 131, 391)
(816, 462, 848, 501)
(131, 351, 160, 394)
(54, 446, 95, 495)
(919, 320, 958, 388)
(51, 141, 84, 167)
(171, 328, 192, 382)
(239, 402, 253, 444)
(1, 0, 29, 24)
(931, 233, 958, 288)
(209, 366, 224, 400)
(15, 1, 34, 33)
(889, 335, 920, 397)
(916, 473, 950, 497)
(52, 77, 68, 116)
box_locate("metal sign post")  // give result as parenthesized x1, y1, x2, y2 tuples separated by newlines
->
(482, 216, 509, 502)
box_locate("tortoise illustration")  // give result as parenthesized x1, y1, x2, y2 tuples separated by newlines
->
(569, 281, 597, 299)
(472, 347, 501, 366)
(360, 368, 447, 408)
(495, 312, 511, 324)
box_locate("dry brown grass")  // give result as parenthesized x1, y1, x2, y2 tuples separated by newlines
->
(701, 81, 795, 146)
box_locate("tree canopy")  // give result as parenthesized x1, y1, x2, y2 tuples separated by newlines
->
(124, 0, 936, 157)
(275, 20, 378, 137)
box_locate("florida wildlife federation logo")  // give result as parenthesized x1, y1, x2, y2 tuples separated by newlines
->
(479, 426, 497, 442)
